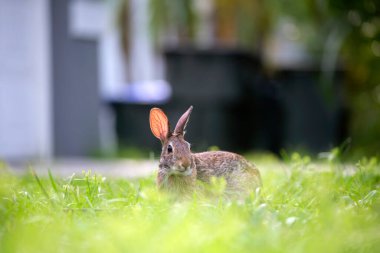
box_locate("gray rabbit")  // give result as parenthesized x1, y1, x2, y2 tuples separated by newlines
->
(149, 106, 262, 196)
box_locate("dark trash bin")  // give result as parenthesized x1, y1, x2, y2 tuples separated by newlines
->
(274, 69, 349, 153)
(107, 48, 347, 155)
(164, 48, 275, 152)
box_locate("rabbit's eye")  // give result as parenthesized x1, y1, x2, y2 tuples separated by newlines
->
(167, 145, 173, 153)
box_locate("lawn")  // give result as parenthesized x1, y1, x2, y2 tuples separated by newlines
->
(0, 154, 379, 253)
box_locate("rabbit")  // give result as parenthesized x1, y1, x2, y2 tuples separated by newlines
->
(149, 106, 262, 196)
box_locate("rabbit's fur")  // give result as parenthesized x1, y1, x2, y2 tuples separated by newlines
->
(150, 106, 261, 196)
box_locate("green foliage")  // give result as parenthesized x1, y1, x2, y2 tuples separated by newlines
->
(149, 0, 197, 45)
(147, 0, 380, 155)
(1, 158, 380, 252)
(92, 146, 153, 160)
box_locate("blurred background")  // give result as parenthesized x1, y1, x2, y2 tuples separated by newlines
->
(0, 0, 379, 162)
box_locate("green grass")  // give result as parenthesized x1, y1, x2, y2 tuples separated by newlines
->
(0, 155, 380, 253)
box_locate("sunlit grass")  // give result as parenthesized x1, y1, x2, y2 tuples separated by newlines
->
(0, 155, 379, 253)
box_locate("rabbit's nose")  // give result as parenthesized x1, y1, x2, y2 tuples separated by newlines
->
(180, 159, 190, 169)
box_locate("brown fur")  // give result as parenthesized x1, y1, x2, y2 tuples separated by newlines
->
(193, 151, 262, 195)
(150, 106, 262, 196)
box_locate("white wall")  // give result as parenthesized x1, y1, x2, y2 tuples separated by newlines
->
(99, 0, 161, 91)
(0, 0, 51, 160)
(97, 0, 163, 154)
(129, 0, 158, 82)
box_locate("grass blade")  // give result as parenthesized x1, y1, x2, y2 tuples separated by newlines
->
(48, 168, 59, 194)
(30, 168, 54, 206)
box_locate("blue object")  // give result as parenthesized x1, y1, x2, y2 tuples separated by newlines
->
(104, 80, 172, 104)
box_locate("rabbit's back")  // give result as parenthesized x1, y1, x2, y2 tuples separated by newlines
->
(192, 151, 261, 193)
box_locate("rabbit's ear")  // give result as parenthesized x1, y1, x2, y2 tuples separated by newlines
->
(174, 106, 193, 135)
(150, 108, 170, 142)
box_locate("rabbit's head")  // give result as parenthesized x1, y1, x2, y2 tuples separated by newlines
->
(149, 106, 194, 177)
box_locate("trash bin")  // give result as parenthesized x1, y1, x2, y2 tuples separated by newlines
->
(164, 48, 264, 152)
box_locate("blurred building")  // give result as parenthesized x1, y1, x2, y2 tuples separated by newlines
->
(0, 0, 350, 161)
(0, 0, 158, 160)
